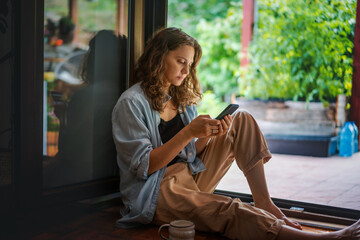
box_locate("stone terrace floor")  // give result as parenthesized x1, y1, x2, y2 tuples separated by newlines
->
(217, 152, 360, 211)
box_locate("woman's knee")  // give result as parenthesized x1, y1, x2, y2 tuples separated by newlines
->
(229, 109, 266, 151)
(231, 110, 258, 129)
(233, 109, 253, 118)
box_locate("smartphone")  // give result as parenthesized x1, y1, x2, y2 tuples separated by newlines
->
(215, 104, 239, 120)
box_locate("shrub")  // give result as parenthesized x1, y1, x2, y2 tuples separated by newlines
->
(239, 0, 356, 105)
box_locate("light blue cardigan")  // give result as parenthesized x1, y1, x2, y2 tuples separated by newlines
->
(112, 82, 206, 228)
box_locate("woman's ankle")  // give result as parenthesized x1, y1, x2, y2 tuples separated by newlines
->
(255, 199, 283, 217)
(254, 198, 273, 209)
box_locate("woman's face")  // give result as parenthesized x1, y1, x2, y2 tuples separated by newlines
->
(163, 45, 195, 90)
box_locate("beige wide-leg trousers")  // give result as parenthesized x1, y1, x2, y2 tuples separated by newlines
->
(153, 111, 285, 240)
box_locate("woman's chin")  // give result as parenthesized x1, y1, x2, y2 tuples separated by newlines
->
(177, 79, 186, 85)
(171, 82, 183, 87)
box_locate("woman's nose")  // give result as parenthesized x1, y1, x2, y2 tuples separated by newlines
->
(182, 65, 189, 75)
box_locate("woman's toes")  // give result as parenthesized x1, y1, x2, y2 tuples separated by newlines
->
(281, 216, 302, 230)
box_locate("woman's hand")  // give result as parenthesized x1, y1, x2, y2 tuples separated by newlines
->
(186, 115, 220, 139)
(215, 114, 233, 136)
(194, 114, 233, 155)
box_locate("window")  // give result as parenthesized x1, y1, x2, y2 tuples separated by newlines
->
(168, 0, 360, 219)
(43, 0, 128, 189)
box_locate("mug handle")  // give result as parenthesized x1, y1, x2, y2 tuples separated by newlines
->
(158, 223, 170, 240)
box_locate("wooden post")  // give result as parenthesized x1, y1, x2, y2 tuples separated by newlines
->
(116, 0, 128, 36)
(69, 0, 78, 43)
(240, 0, 255, 68)
(128, 0, 145, 87)
(350, 0, 360, 137)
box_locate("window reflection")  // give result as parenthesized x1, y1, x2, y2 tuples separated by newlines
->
(43, 0, 128, 188)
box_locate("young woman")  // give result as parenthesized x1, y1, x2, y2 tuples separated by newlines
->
(112, 27, 360, 239)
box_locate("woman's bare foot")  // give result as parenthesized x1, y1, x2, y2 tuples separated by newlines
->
(280, 215, 302, 230)
(333, 219, 360, 240)
(278, 220, 360, 240)
(256, 200, 302, 230)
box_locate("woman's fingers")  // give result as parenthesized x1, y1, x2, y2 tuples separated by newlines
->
(221, 115, 231, 130)
(193, 114, 234, 137)
(221, 119, 228, 130)
(224, 114, 232, 125)
(189, 116, 220, 138)
(209, 125, 220, 135)
(218, 122, 224, 134)
(212, 115, 233, 136)
(208, 121, 225, 136)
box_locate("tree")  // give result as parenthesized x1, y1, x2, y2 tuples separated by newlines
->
(240, 0, 356, 104)
(168, 1, 242, 99)
(196, 2, 242, 98)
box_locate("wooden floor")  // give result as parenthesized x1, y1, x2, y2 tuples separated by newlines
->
(1, 200, 340, 240)
(1, 203, 226, 240)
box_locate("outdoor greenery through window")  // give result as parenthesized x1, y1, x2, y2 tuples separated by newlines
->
(242, 0, 355, 106)
(168, 0, 356, 115)
(168, 0, 359, 211)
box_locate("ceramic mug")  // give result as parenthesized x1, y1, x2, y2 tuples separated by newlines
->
(158, 220, 195, 240)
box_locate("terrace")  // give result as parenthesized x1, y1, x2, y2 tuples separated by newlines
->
(219, 152, 360, 211)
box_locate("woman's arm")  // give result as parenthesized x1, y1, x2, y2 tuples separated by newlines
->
(148, 115, 220, 175)
(148, 126, 193, 175)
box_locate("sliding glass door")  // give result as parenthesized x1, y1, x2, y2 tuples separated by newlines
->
(167, 0, 360, 220)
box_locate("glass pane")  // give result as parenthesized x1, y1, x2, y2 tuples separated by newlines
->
(43, 0, 128, 189)
(168, 0, 359, 211)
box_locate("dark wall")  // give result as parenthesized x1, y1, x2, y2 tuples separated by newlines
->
(0, 1, 12, 150)
(0, 0, 15, 231)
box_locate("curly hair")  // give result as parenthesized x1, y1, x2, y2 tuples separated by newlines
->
(133, 27, 202, 112)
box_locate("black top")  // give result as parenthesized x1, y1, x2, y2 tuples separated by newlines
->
(158, 112, 185, 166)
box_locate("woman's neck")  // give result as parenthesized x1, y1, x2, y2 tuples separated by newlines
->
(160, 99, 178, 121)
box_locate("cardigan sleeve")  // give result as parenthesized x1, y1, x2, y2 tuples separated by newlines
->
(112, 98, 153, 180)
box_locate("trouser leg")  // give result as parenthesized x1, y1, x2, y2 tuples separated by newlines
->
(153, 111, 285, 239)
(194, 110, 272, 193)
(153, 163, 284, 240)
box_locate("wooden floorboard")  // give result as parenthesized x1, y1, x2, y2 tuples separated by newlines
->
(1, 204, 227, 240)
(1, 203, 337, 240)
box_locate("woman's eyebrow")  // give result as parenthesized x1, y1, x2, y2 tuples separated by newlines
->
(177, 56, 193, 64)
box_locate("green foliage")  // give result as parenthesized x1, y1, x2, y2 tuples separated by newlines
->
(168, 1, 242, 99)
(197, 91, 228, 117)
(168, 0, 234, 38)
(45, 0, 117, 34)
(45, 0, 67, 16)
(196, 3, 242, 98)
(240, 0, 356, 104)
(47, 104, 60, 132)
(78, 0, 116, 33)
